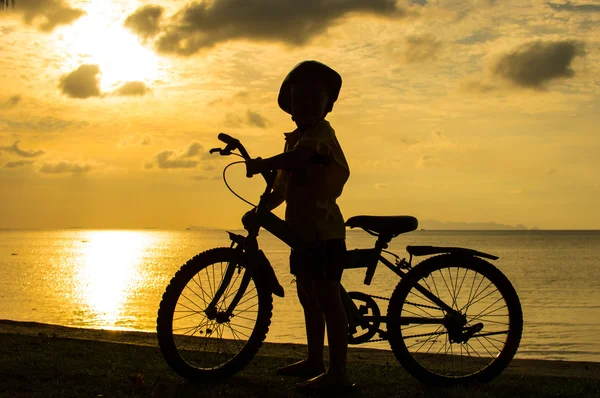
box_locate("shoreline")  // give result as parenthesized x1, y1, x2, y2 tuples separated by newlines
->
(1, 319, 599, 380)
(1, 319, 600, 397)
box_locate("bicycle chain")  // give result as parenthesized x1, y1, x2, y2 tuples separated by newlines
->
(355, 293, 445, 343)
(368, 330, 447, 343)
(363, 293, 442, 311)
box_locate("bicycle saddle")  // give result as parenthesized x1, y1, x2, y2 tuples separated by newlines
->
(345, 215, 418, 237)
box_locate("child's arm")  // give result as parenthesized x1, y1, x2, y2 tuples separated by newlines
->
(246, 146, 315, 176)
(263, 191, 284, 211)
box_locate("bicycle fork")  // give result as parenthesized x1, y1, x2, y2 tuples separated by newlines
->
(204, 252, 252, 324)
(204, 234, 284, 325)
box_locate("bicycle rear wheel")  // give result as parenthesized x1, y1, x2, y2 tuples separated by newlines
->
(157, 247, 273, 381)
(387, 254, 522, 384)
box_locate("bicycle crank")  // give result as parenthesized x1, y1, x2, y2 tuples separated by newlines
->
(347, 291, 381, 344)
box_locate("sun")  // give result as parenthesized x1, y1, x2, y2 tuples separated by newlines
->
(58, 1, 162, 92)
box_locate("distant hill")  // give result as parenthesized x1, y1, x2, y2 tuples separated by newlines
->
(185, 225, 226, 231)
(188, 221, 537, 232)
(418, 220, 534, 230)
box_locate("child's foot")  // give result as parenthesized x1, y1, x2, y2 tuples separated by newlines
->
(296, 372, 355, 390)
(276, 360, 325, 378)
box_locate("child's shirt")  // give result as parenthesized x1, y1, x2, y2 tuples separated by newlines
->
(273, 120, 350, 242)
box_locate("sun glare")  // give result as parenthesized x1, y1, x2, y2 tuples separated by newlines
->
(58, 1, 160, 92)
(77, 231, 150, 328)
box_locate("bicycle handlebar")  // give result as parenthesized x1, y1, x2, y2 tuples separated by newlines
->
(213, 133, 274, 185)
(217, 133, 239, 147)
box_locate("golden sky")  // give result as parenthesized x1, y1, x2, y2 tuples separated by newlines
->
(0, 0, 598, 230)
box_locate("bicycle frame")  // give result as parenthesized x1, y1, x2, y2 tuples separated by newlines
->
(203, 167, 303, 322)
(204, 133, 458, 332)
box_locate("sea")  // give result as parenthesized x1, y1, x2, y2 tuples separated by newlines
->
(1, 228, 599, 363)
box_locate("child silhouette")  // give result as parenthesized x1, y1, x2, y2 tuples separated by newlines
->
(246, 60, 352, 389)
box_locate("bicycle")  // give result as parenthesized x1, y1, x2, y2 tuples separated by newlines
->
(156, 133, 523, 385)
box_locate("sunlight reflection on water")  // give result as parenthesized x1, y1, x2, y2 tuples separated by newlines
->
(1, 229, 599, 362)
(74, 231, 150, 329)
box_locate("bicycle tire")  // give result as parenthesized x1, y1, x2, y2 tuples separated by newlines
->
(157, 247, 273, 381)
(387, 254, 522, 384)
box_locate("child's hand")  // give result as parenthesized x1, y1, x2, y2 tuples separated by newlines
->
(242, 208, 258, 228)
(245, 158, 264, 177)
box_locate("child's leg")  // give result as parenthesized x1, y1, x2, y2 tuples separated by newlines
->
(296, 272, 325, 367)
(277, 271, 325, 375)
(314, 279, 349, 382)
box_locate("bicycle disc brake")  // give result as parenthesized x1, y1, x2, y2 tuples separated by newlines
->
(348, 291, 381, 344)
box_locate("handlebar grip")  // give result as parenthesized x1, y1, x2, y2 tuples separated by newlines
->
(218, 133, 239, 146)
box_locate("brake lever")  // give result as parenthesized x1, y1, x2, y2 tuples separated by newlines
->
(209, 147, 233, 156)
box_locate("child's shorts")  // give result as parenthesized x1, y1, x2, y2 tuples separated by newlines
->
(289, 239, 346, 281)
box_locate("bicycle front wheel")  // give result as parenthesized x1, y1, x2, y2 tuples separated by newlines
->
(387, 254, 522, 384)
(157, 247, 273, 381)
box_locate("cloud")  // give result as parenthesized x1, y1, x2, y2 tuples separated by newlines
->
(0, 140, 44, 158)
(459, 79, 498, 94)
(145, 142, 212, 170)
(403, 34, 444, 63)
(455, 31, 498, 45)
(115, 81, 151, 97)
(149, 151, 198, 169)
(3, 160, 35, 169)
(190, 174, 220, 181)
(225, 110, 270, 129)
(0, 1, 15, 11)
(1, 0, 85, 32)
(59, 64, 101, 99)
(0, 116, 89, 133)
(126, 0, 409, 56)
(117, 135, 152, 148)
(39, 161, 93, 174)
(182, 142, 203, 157)
(60, 68, 150, 99)
(123, 5, 164, 40)
(247, 110, 269, 128)
(547, 1, 600, 13)
(208, 91, 271, 108)
(385, 34, 444, 64)
(0, 95, 21, 109)
(417, 154, 441, 168)
(0, 26, 17, 35)
(491, 40, 586, 89)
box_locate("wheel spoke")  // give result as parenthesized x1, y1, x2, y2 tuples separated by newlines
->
(462, 281, 494, 313)
(469, 297, 505, 320)
(173, 311, 201, 322)
(389, 258, 521, 382)
(223, 269, 242, 301)
(185, 280, 210, 308)
(175, 298, 202, 313)
(157, 249, 272, 377)
(472, 331, 510, 339)
(191, 273, 209, 308)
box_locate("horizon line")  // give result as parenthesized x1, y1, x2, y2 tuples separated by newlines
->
(1, 227, 600, 232)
